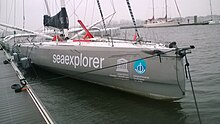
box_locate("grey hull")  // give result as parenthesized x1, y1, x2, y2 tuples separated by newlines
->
(16, 44, 186, 100)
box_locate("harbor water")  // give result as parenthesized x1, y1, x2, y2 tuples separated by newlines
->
(25, 25, 220, 124)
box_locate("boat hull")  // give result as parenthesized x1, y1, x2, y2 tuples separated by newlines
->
(16, 43, 186, 100)
(144, 22, 180, 28)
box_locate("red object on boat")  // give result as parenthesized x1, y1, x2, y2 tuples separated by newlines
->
(78, 20, 94, 39)
(52, 35, 63, 41)
(133, 32, 137, 41)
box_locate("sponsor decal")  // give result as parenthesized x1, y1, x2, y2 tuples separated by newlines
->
(109, 58, 129, 80)
(134, 59, 147, 74)
(116, 58, 129, 73)
(52, 53, 105, 69)
(133, 75, 149, 82)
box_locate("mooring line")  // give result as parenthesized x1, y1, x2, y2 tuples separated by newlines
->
(74, 48, 182, 77)
(185, 56, 202, 124)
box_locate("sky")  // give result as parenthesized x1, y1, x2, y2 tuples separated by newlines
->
(0, 0, 220, 30)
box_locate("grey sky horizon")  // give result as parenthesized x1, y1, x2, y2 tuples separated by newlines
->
(0, 0, 220, 30)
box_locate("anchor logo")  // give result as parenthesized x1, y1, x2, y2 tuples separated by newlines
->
(134, 59, 147, 74)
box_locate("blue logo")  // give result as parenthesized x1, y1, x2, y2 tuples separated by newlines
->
(134, 59, 147, 74)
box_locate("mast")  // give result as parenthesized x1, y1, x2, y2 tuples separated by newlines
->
(0, 0, 2, 21)
(14, 0, 16, 26)
(44, 0, 51, 16)
(209, 0, 213, 21)
(6, 0, 7, 23)
(152, 0, 155, 20)
(23, 0, 25, 28)
(60, 0, 65, 8)
(165, 0, 167, 22)
(60, 0, 68, 39)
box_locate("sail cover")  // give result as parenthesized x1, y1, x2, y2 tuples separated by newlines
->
(43, 8, 69, 29)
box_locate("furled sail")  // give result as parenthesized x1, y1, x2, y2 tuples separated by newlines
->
(43, 8, 69, 29)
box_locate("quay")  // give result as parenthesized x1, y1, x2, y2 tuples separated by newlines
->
(0, 46, 55, 124)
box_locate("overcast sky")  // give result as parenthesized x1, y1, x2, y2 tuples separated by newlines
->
(0, 0, 220, 30)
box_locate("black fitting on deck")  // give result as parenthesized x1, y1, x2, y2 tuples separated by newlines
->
(20, 79, 27, 86)
(3, 59, 11, 64)
(168, 42, 177, 48)
(11, 79, 27, 93)
(153, 50, 164, 63)
(175, 45, 195, 58)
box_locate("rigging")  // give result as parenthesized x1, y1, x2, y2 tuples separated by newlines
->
(125, 0, 141, 39)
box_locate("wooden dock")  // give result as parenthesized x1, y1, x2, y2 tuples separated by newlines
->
(0, 47, 54, 123)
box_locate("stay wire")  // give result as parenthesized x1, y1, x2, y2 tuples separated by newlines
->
(174, 0, 182, 18)
(69, 0, 83, 22)
(90, 0, 96, 25)
(110, 0, 116, 12)
(106, 0, 116, 27)
(7, 0, 14, 24)
(185, 55, 202, 124)
(84, 0, 88, 22)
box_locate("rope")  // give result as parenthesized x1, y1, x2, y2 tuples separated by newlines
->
(175, 51, 184, 94)
(185, 56, 202, 124)
(29, 75, 68, 86)
(68, 46, 195, 78)
(125, 0, 140, 38)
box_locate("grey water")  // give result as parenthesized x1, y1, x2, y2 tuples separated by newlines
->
(26, 25, 220, 124)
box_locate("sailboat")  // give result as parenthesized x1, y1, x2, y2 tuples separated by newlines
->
(1, 0, 194, 100)
(208, 0, 215, 24)
(208, 0, 220, 25)
(144, 0, 180, 28)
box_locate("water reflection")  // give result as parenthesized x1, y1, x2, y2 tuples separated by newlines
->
(25, 66, 187, 124)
